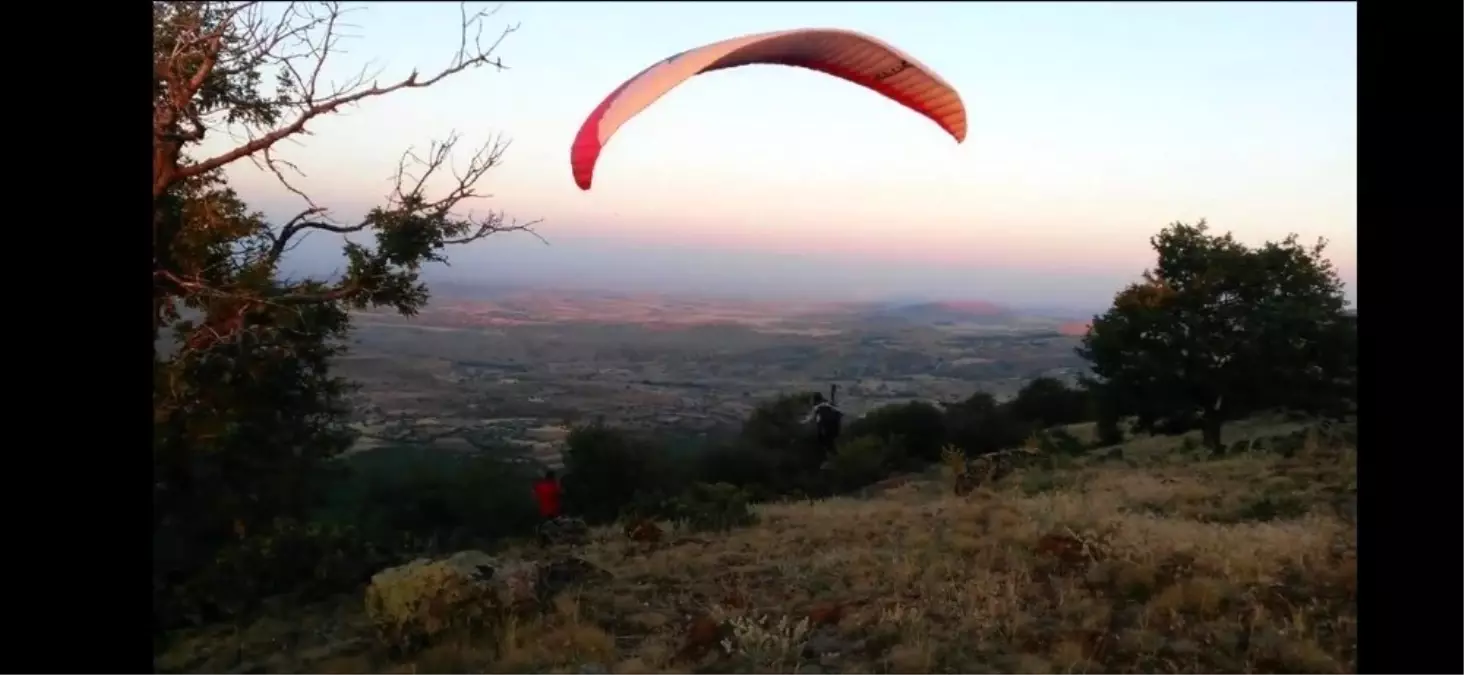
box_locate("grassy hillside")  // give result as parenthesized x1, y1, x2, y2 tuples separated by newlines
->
(158, 418, 1355, 674)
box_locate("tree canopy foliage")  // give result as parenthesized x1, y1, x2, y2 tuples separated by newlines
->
(1078, 221, 1355, 450)
(152, 0, 535, 628)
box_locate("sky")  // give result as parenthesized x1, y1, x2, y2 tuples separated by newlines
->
(208, 1, 1357, 313)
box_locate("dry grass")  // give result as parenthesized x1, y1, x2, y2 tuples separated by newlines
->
(159, 421, 1356, 674)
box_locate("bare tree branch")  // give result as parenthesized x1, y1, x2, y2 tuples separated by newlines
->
(154, 1, 518, 197)
(153, 1, 542, 349)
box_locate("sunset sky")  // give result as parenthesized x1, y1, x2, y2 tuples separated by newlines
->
(210, 1, 1357, 312)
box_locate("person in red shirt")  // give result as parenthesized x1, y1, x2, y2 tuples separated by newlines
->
(533, 469, 563, 521)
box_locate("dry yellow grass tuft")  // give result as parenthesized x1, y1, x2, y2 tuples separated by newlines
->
(159, 420, 1356, 674)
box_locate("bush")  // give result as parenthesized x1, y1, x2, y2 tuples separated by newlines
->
(1094, 416, 1126, 447)
(562, 424, 687, 523)
(1028, 427, 1088, 456)
(696, 442, 784, 494)
(740, 393, 819, 454)
(1007, 377, 1092, 428)
(317, 446, 542, 551)
(157, 518, 406, 628)
(667, 482, 757, 533)
(845, 401, 947, 461)
(944, 393, 1031, 455)
(827, 435, 907, 491)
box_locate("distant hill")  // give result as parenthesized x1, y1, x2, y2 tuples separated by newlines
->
(854, 300, 1017, 325)
(1057, 321, 1090, 337)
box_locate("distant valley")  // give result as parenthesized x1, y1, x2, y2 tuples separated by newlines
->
(336, 287, 1092, 467)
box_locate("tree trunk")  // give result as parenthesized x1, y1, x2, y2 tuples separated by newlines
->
(1200, 414, 1224, 453)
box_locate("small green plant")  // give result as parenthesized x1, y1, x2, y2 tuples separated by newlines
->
(1027, 428, 1087, 455)
(940, 444, 968, 479)
(1019, 470, 1066, 496)
(1231, 495, 1311, 523)
(827, 435, 904, 491)
(669, 482, 757, 533)
(621, 490, 678, 522)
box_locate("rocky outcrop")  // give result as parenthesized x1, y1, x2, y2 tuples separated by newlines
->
(364, 551, 536, 652)
(538, 515, 590, 546)
(624, 519, 663, 543)
(967, 447, 1042, 485)
(364, 550, 609, 653)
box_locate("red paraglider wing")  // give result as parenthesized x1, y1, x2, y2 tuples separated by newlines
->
(570, 28, 967, 190)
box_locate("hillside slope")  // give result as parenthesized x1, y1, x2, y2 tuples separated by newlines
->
(159, 419, 1356, 674)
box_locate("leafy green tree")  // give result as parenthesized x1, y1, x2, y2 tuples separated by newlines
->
(1077, 376, 1127, 446)
(1078, 221, 1353, 452)
(1006, 377, 1091, 429)
(943, 392, 1029, 455)
(739, 392, 820, 452)
(695, 441, 784, 496)
(845, 401, 947, 461)
(826, 436, 907, 491)
(152, 0, 534, 623)
(561, 424, 686, 523)
(317, 446, 542, 551)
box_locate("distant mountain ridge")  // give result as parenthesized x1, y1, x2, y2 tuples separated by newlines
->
(380, 285, 1088, 333)
(853, 300, 1017, 325)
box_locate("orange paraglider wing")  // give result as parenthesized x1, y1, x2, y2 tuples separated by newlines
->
(570, 28, 967, 190)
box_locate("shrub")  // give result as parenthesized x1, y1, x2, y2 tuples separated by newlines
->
(943, 393, 1030, 455)
(696, 442, 784, 494)
(562, 424, 685, 524)
(827, 435, 906, 491)
(1019, 470, 1067, 495)
(1007, 377, 1092, 428)
(1094, 417, 1126, 447)
(158, 518, 406, 628)
(939, 444, 975, 495)
(740, 393, 819, 454)
(1027, 427, 1088, 455)
(667, 482, 757, 533)
(1230, 495, 1310, 523)
(317, 446, 543, 551)
(845, 401, 947, 461)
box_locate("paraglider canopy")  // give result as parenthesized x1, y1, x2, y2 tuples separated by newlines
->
(571, 28, 967, 190)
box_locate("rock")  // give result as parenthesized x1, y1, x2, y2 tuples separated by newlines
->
(537, 556, 611, 600)
(627, 611, 670, 631)
(676, 614, 729, 663)
(806, 602, 844, 628)
(577, 663, 607, 674)
(625, 519, 663, 543)
(968, 448, 1042, 485)
(801, 626, 848, 659)
(1034, 532, 1101, 574)
(363, 551, 537, 653)
(539, 516, 590, 546)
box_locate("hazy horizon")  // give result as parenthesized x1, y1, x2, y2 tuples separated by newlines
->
(214, 1, 1357, 309)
